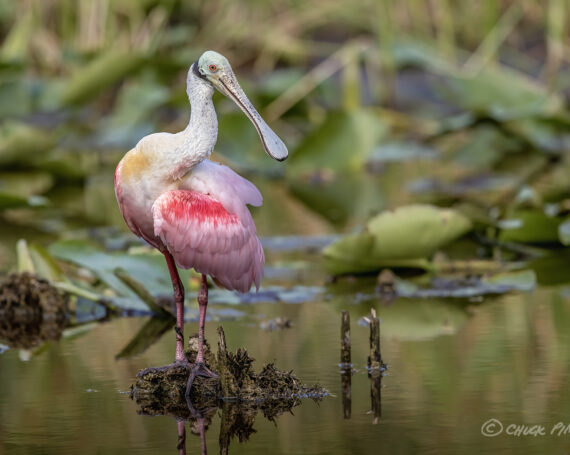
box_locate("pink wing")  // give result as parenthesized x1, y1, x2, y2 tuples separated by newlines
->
(182, 160, 262, 225)
(152, 188, 264, 293)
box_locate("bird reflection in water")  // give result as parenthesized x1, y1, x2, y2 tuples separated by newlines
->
(176, 401, 215, 455)
(142, 395, 306, 454)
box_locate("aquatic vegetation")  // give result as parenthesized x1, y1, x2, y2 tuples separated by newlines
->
(323, 204, 473, 275)
(132, 327, 328, 413)
(0, 272, 67, 349)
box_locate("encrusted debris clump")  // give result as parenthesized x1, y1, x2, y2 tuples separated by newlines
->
(131, 338, 220, 417)
(0, 272, 68, 348)
(131, 326, 328, 417)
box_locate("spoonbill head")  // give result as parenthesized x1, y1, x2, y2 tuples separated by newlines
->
(193, 50, 288, 162)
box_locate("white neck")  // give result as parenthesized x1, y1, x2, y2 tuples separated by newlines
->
(170, 65, 218, 179)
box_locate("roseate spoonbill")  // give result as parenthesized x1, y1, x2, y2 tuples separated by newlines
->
(114, 50, 288, 393)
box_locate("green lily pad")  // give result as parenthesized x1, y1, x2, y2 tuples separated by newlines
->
(323, 204, 473, 275)
(366, 205, 473, 258)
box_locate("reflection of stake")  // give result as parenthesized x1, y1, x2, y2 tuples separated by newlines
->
(218, 402, 231, 455)
(340, 310, 352, 419)
(341, 370, 351, 419)
(369, 372, 382, 424)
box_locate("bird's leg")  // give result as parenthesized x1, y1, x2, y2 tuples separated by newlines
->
(186, 274, 218, 396)
(184, 400, 212, 455)
(176, 420, 187, 455)
(198, 417, 207, 455)
(164, 251, 187, 364)
(196, 274, 208, 364)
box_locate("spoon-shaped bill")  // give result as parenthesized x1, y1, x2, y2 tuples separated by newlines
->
(218, 74, 288, 161)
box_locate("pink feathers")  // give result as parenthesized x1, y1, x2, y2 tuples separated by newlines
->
(183, 160, 262, 224)
(116, 154, 266, 293)
(160, 191, 238, 227)
(152, 188, 264, 293)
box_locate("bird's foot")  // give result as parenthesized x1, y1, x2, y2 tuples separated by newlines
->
(174, 357, 191, 367)
(185, 362, 218, 397)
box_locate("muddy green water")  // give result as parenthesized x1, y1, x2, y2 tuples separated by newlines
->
(1, 277, 570, 454)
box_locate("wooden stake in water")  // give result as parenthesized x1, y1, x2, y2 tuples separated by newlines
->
(367, 308, 382, 424)
(367, 308, 382, 371)
(340, 310, 352, 419)
(340, 310, 351, 367)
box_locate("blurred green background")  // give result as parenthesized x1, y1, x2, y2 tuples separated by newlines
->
(0, 0, 569, 270)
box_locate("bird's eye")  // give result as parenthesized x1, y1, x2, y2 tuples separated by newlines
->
(208, 64, 217, 72)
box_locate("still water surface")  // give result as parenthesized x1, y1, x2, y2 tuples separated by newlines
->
(1, 278, 570, 454)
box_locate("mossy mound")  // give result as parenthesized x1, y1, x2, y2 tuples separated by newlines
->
(131, 326, 328, 418)
(132, 338, 220, 417)
(0, 272, 68, 348)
